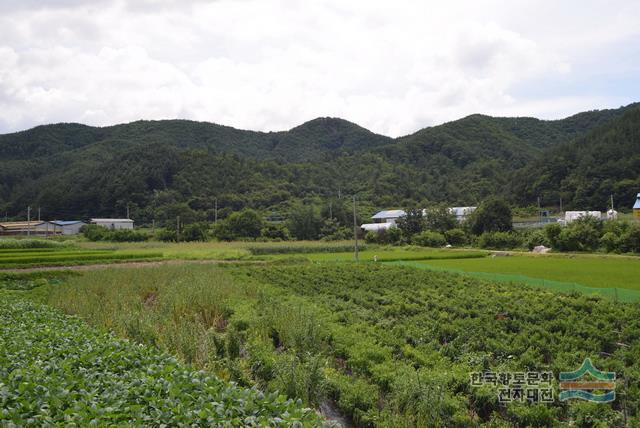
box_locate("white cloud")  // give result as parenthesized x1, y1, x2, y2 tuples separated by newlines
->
(0, 0, 638, 136)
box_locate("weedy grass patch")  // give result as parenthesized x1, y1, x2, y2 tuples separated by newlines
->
(0, 293, 323, 427)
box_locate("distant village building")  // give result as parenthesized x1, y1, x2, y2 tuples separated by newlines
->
(90, 218, 134, 230)
(0, 221, 45, 236)
(634, 193, 640, 219)
(606, 209, 618, 221)
(46, 220, 86, 235)
(361, 210, 405, 232)
(449, 206, 476, 222)
(563, 211, 601, 223)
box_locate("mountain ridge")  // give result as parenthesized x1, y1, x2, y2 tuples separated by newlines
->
(1, 103, 638, 222)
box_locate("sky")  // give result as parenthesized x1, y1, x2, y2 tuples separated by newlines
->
(0, 0, 639, 137)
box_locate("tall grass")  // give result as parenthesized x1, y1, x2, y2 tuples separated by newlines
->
(47, 265, 252, 371)
(0, 238, 73, 249)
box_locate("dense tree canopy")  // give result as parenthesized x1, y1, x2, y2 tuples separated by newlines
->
(0, 103, 638, 224)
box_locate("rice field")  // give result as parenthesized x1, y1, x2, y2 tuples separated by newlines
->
(406, 253, 640, 291)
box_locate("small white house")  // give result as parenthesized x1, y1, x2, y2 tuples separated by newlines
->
(563, 211, 601, 223)
(449, 206, 476, 222)
(91, 218, 134, 230)
(361, 210, 405, 231)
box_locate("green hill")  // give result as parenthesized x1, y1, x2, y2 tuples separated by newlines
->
(0, 103, 637, 223)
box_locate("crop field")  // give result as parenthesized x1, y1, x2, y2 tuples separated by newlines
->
(403, 253, 640, 291)
(0, 248, 162, 268)
(0, 292, 322, 426)
(14, 262, 639, 427)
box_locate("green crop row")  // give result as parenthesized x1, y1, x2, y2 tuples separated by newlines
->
(0, 294, 323, 427)
(0, 239, 72, 249)
(0, 251, 115, 260)
(0, 252, 163, 267)
(248, 244, 367, 255)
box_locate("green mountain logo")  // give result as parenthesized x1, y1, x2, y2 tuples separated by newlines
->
(559, 358, 616, 402)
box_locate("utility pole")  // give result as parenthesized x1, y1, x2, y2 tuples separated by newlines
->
(610, 194, 614, 211)
(38, 207, 41, 222)
(559, 197, 563, 214)
(126, 204, 130, 219)
(27, 206, 31, 236)
(176, 216, 180, 242)
(537, 196, 541, 224)
(353, 195, 359, 262)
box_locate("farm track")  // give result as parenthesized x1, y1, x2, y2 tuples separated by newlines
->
(0, 258, 265, 273)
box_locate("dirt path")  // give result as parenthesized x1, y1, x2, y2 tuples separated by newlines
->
(0, 258, 265, 273)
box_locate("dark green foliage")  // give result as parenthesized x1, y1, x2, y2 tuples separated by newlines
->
(397, 208, 425, 238)
(81, 224, 148, 242)
(260, 223, 290, 241)
(287, 204, 323, 240)
(444, 228, 468, 246)
(181, 222, 210, 242)
(364, 227, 402, 245)
(1, 104, 637, 223)
(476, 231, 523, 249)
(468, 197, 513, 235)
(213, 209, 263, 241)
(524, 229, 551, 250)
(512, 106, 640, 210)
(412, 231, 447, 247)
(424, 205, 457, 232)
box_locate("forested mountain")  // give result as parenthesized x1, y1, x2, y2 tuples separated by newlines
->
(511, 106, 640, 209)
(0, 103, 638, 224)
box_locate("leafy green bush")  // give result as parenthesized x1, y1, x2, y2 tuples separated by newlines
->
(467, 197, 513, 235)
(412, 231, 446, 247)
(182, 222, 210, 242)
(261, 223, 290, 241)
(524, 229, 551, 250)
(554, 217, 602, 252)
(444, 228, 468, 246)
(81, 224, 148, 242)
(477, 231, 523, 249)
(364, 227, 402, 245)
(213, 209, 264, 241)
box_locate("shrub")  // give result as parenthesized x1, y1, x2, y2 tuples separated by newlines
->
(524, 229, 550, 250)
(467, 197, 512, 235)
(477, 231, 523, 249)
(82, 224, 147, 242)
(413, 231, 446, 248)
(181, 223, 210, 242)
(109, 229, 148, 242)
(424, 205, 457, 233)
(554, 217, 601, 252)
(600, 232, 620, 253)
(619, 223, 640, 253)
(260, 223, 290, 241)
(364, 227, 402, 245)
(444, 228, 468, 246)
